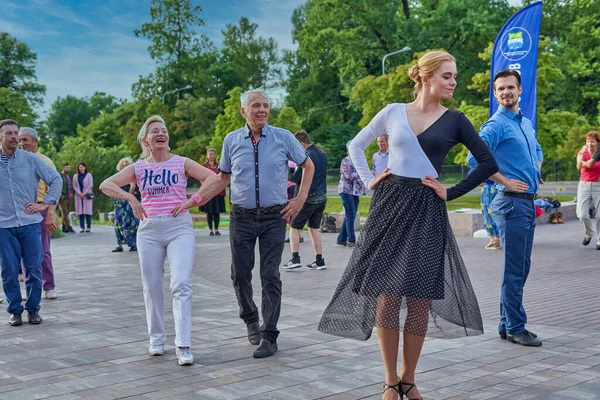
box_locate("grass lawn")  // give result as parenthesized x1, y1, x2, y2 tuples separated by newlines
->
(85, 193, 576, 232)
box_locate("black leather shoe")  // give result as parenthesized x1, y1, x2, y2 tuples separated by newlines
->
(500, 329, 537, 340)
(8, 313, 22, 326)
(507, 332, 541, 346)
(583, 237, 592, 246)
(112, 247, 123, 253)
(247, 322, 260, 345)
(27, 310, 42, 325)
(253, 338, 277, 358)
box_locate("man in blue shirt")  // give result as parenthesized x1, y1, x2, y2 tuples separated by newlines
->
(218, 89, 314, 358)
(468, 70, 543, 347)
(0, 119, 61, 326)
(371, 134, 389, 176)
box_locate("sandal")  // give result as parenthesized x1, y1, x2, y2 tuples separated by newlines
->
(399, 380, 423, 400)
(382, 382, 401, 399)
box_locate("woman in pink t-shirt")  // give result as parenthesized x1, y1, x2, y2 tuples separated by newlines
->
(576, 131, 600, 248)
(100, 115, 224, 366)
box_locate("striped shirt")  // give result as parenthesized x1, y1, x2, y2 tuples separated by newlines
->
(134, 155, 188, 217)
(1, 153, 11, 166)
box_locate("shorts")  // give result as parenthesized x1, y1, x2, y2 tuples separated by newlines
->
(291, 201, 327, 230)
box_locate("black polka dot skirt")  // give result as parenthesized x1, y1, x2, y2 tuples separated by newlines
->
(318, 175, 484, 341)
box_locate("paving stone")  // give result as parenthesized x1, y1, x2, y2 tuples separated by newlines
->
(0, 221, 597, 399)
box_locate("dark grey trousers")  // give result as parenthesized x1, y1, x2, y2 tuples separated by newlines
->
(229, 205, 286, 342)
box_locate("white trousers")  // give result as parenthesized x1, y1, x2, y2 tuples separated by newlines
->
(137, 213, 195, 347)
(576, 181, 600, 242)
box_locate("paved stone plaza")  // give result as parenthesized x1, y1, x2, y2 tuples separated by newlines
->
(0, 218, 599, 399)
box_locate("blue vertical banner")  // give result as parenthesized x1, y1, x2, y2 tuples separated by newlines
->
(489, 1, 542, 129)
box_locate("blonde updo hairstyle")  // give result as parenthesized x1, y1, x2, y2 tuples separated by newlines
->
(408, 51, 456, 98)
(116, 157, 134, 171)
(138, 115, 167, 161)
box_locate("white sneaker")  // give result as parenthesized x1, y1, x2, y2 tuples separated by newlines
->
(148, 344, 164, 356)
(176, 347, 194, 365)
(44, 290, 58, 300)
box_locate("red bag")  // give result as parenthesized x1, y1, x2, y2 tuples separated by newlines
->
(535, 205, 544, 218)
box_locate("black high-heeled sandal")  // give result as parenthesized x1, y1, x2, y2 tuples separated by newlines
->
(399, 380, 423, 400)
(382, 382, 401, 398)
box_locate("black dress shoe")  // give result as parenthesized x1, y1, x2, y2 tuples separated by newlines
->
(112, 247, 123, 253)
(500, 329, 537, 340)
(247, 322, 260, 345)
(507, 332, 542, 347)
(27, 310, 42, 325)
(253, 338, 277, 358)
(583, 237, 592, 246)
(129, 246, 137, 252)
(8, 313, 22, 326)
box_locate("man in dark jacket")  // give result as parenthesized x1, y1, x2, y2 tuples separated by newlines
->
(283, 130, 329, 270)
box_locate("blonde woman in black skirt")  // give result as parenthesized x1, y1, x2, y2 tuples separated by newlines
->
(318, 51, 498, 400)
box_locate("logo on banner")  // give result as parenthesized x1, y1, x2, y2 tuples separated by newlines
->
(501, 27, 532, 61)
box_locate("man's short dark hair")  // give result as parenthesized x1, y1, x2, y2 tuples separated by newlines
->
(493, 69, 521, 89)
(0, 119, 18, 129)
(62, 163, 70, 167)
(295, 130, 311, 145)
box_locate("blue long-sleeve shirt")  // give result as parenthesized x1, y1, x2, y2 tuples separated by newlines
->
(0, 149, 61, 228)
(467, 106, 543, 194)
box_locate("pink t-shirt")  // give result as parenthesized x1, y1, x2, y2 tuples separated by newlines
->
(580, 150, 600, 182)
(134, 155, 188, 217)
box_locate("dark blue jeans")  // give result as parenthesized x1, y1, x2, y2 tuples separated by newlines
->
(79, 214, 91, 229)
(229, 205, 286, 342)
(0, 224, 43, 314)
(491, 194, 536, 335)
(337, 193, 360, 244)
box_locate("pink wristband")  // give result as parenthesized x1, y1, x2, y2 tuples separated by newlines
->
(191, 193, 203, 205)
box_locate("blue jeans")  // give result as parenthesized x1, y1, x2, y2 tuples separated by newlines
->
(0, 224, 43, 314)
(79, 215, 91, 229)
(491, 194, 536, 335)
(337, 193, 360, 244)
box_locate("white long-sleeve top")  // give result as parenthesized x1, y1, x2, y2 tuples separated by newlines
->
(348, 103, 498, 201)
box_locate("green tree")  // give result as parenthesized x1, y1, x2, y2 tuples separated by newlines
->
(273, 106, 301, 133)
(133, 0, 214, 105)
(0, 88, 37, 126)
(46, 92, 121, 149)
(0, 32, 46, 107)
(219, 17, 281, 90)
(170, 94, 220, 159)
(77, 102, 136, 148)
(52, 136, 127, 215)
(209, 87, 245, 154)
(46, 96, 96, 149)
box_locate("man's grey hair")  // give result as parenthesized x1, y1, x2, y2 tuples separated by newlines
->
(19, 127, 39, 141)
(240, 88, 270, 110)
(378, 134, 389, 142)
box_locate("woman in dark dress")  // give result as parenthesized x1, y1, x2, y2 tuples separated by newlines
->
(317, 51, 498, 400)
(200, 148, 226, 236)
